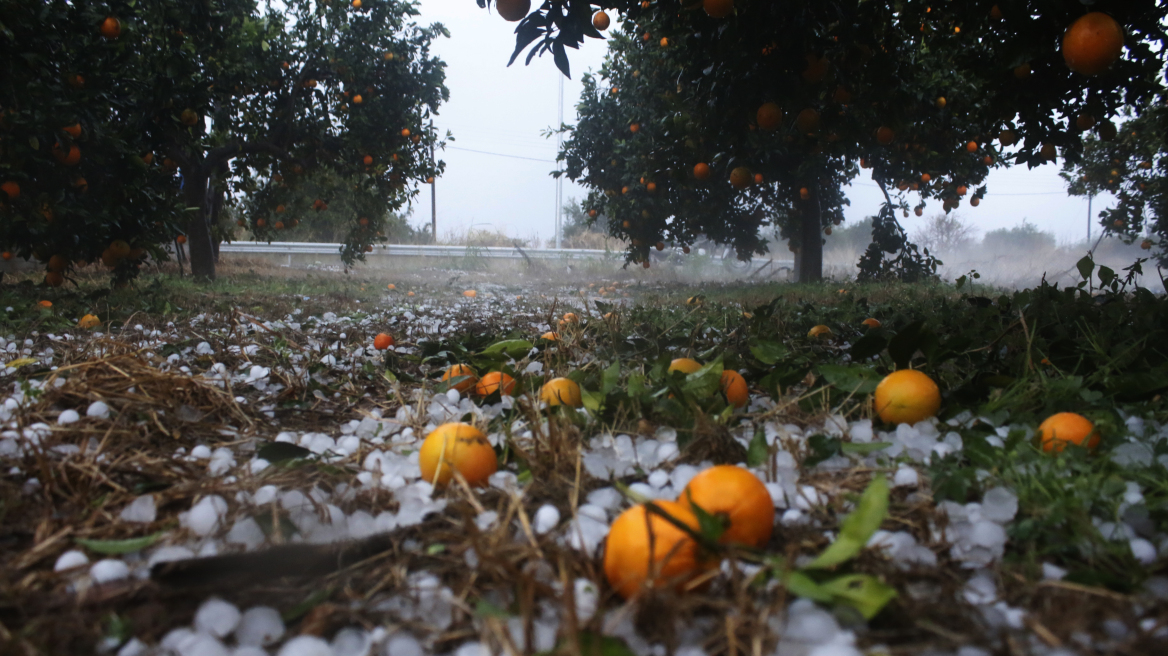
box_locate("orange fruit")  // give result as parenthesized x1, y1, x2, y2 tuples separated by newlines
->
(935, 97, 947, 109)
(799, 187, 810, 200)
(646, 182, 657, 193)
(1014, 63, 1031, 79)
(630, 123, 640, 133)
(1, 181, 19, 199)
(998, 129, 1017, 146)
(418, 422, 497, 486)
(442, 364, 478, 394)
(660, 37, 669, 47)
(363, 155, 373, 166)
(256, 218, 267, 228)
(373, 333, 394, 350)
(720, 370, 749, 408)
(1141, 240, 1152, 250)
(540, 377, 582, 407)
(1076, 114, 1096, 130)
(655, 241, 665, 251)
(407, 291, 415, 297)
(47, 255, 68, 272)
(494, 0, 530, 20)
(956, 185, 968, 196)
(874, 369, 941, 425)
(1038, 412, 1100, 453)
(175, 235, 187, 245)
(0, 252, 12, 261)
(729, 166, 753, 189)
(274, 221, 285, 230)
(78, 314, 101, 329)
(45, 271, 64, 287)
(100, 17, 121, 39)
(1062, 13, 1124, 76)
(387, 284, 396, 290)
(754, 173, 764, 184)
(756, 102, 782, 131)
(592, 11, 610, 30)
(795, 108, 820, 133)
(703, 0, 734, 18)
(562, 312, 579, 323)
(53, 143, 81, 166)
(669, 358, 703, 375)
(62, 123, 82, 138)
(970, 197, 981, 207)
(680, 465, 773, 547)
(862, 318, 882, 328)
(833, 86, 852, 104)
(352, 0, 361, 7)
(463, 290, 477, 298)
(38, 300, 53, 308)
(914, 207, 923, 217)
(475, 372, 516, 397)
(921, 173, 931, 183)
(359, 217, 370, 226)
(990, 4, 1002, 20)
(966, 141, 978, 153)
(807, 324, 832, 338)
(693, 162, 711, 180)
(876, 126, 895, 145)
(540, 331, 559, 341)
(604, 500, 708, 599)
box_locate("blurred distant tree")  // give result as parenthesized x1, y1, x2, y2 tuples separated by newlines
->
(562, 197, 610, 238)
(983, 220, 1057, 253)
(913, 213, 979, 253)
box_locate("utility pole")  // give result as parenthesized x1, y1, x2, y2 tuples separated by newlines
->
(430, 121, 437, 243)
(1087, 194, 1093, 243)
(555, 73, 564, 249)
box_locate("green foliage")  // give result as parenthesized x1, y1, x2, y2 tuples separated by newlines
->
(1061, 101, 1166, 266)
(0, 0, 450, 282)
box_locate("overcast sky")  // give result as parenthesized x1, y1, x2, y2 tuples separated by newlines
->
(407, 2, 1111, 248)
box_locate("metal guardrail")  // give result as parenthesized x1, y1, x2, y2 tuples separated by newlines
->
(218, 241, 618, 261)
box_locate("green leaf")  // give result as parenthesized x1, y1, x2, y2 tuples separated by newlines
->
(784, 570, 834, 602)
(750, 340, 788, 365)
(682, 358, 723, 397)
(817, 364, 880, 394)
(257, 441, 313, 463)
(1076, 255, 1096, 281)
(481, 339, 534, 359)
(260, 39, 270, 51)
(601, 360, 621, 395)
(746, 428, 769, 467)
(805, 475, 889, 569)
(581, 390, 602, 412)
(76, 532, 164, 555)
(840, 442, 891, 456)
(474, 598, 510, 618)
(804, 434, 841, 467)
(818, 574, 898, 619)
(281, 589, 333, 622)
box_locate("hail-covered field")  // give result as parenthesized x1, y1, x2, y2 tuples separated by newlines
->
(1, 268, 1166, 656)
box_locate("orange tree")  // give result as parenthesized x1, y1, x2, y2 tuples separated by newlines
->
(1, 0, 448, 284)
(1061, 102, 1166, 266)
(487, 1, 1167, 281)
(0, 0, 183, 285)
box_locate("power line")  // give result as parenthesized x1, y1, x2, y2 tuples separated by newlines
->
(446, 145, 556, 163)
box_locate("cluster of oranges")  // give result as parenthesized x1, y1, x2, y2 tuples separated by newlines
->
(605, 464, 773, 598)
(667, 357, 749, 409)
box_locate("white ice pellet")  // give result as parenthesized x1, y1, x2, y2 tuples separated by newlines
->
(148, 546, 196, 568)
(57, 409, 80, 425)
(191, 445, 213, 460)
(194, 598, 242, 638)
(225, 517, 267, 550)
(90, 559, 130, 583)
(382, 633, 423, 656)
(276, 635, 333, 656)
(1042, 562, 1068, 580)
(331, 627, 370, 656)
(980, 487, 1019, 523)
(454, 642, 490, 656)
(1131, 538, 1158, 564)
(86, 400, 110, 419)
(119, 495, 157, 523)
(533, 504, 561, 534)
(116, 638, 147, 656)
(186, 495, 228, 537)
(892, 466, 919, 488)
(236, 607, 285, 647)
(54, 549, 89, 572)
(574, 578, 599, 622)
(647, 469, 670, 489)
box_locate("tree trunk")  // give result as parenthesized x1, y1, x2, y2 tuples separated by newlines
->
(182, 165, 217, 280)
(211, 185, 224, 263)
(796, 187, 823, 282)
